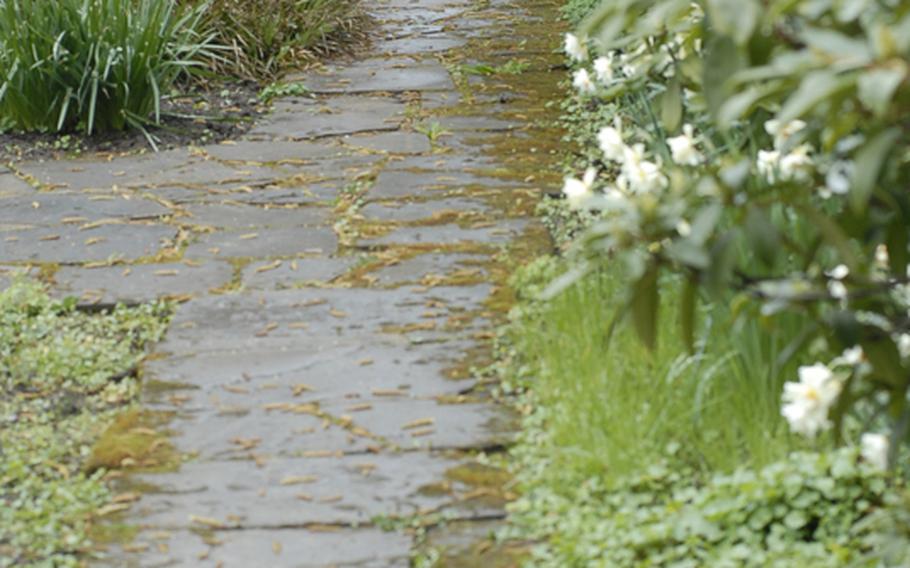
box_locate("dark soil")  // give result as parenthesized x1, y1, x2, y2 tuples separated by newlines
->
(0, 80, 267, 163)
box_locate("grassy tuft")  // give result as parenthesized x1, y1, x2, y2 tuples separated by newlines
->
(191, 0, 368, 80)
(0, 0, 210, 134)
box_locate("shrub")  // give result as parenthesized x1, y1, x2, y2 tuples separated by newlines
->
(560, 0, 910, 466)
(191, 0, 367, 80)
(0, 0, 209, 134)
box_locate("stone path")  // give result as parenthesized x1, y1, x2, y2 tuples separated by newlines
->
(0, 0, 562, 565)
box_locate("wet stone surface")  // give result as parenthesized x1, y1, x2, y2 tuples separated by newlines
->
(7, 0, 563, 565)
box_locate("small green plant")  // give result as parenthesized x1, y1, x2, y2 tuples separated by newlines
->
(0, 278, 169, 566)
(414, 120, 449, 143)
(258, 81, 311, 103)
(0, 0, 210, 135)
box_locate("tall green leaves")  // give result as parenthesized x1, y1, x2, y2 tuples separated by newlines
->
(0, 0, 210, 134)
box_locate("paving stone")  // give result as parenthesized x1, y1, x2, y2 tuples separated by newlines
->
(341, 131, 432, 154)
(180, 203, 330, 229)
(156, 285, 492, 355)
(241, 257, 354, 288)
(101, 528, 412, 568)
(376, 35, 466, 55)
(203, 139, 342, 163)
(367, 252, 489, 285)
(52, 262, 233, 303)
(0, 192, 170, 226)
(358, 220, 528, 247)
(121, 452, 469, 528)
(0, 171, 36, 198)
(183, 226, 338, 260)
(251, 95, 406, 139)
(299, 58, 455, 93)
(0, 223, 177, 264)
(359, 198, 490, 223)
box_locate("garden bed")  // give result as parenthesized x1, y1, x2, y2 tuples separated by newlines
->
(0, 80, 262, 162)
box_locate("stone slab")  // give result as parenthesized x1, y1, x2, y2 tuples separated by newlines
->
(183, 226, 338, 260)
(180, 203, 330, 229)
(251, 96, 406, 139)
(100, 528, 412, 568)
(122, 452, 466, 528)
(53, 262, 233, 303)
(241, 257, 354, 289)
(0, 223, 177, 264)
(341, 131, 432, 155)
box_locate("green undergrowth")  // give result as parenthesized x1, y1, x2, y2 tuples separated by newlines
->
(499, 258, 910, 566)
(0, 279, 169, 567)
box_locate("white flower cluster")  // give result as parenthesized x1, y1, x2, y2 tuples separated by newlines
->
(564, 34, 640, 97)
(781, 347, 890, 470)
(562, 118, 705, 209)
(756, 119, 815, 184)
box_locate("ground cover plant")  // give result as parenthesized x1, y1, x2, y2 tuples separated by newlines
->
(501, 0, 910, 564)
(0, 279, 169, 567)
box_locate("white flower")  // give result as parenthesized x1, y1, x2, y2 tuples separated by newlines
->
(666, 124, 703, 166)
(564, 33, 587, 62)
(825, 160, 853, 195)
(764, 119, 806, 149)
(621, 144, 667, 194)
(757, 149, 781, 183)
(593, 55, 614, 84)
(779, 144, 814, 182)
(860, 433, 889, 470)
(827, 264, 849, 280)
(897, 333, 910, 358)
(573, 68, 596, 95)
(781, 363, 842, 437)
(875, 244, 890, 269)
(828, 280, 848, 300)
(562, 167, 597, 209)
(676, 219, 692, 237)
(597, 119, 626, 162)
(841, 345, 864, 366)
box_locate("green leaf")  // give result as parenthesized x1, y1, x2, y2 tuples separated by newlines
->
(716, 84, 778, 128)
(850, 128, 899, 213)
(777, 70, 855, 124)
(706, 0, 759, 45)
(703, 36, 746, 118)
(745, 207, 781, 267)
(660, 74, 683, 133)
(857, 66, 906, 118)
(631, 263, 659, 350)
(680, 274, 697, 353)
(664, 239, 710, 269)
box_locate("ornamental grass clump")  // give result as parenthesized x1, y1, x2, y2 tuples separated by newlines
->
(192, 0, 367, 80)
(0, 0, 210, 134)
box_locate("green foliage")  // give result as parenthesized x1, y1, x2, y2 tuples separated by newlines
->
(190, 0, 366, 80)
(258, 81, 311, 103)
(508, 259, 801, 483)
(562, 0, 910, 460)
(0, 0, 210, 134)
(0, 279, 169, 567)
(507, 443, 895, 567)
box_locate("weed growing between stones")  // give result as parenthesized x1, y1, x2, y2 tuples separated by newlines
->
(0, 278, 169, 566)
